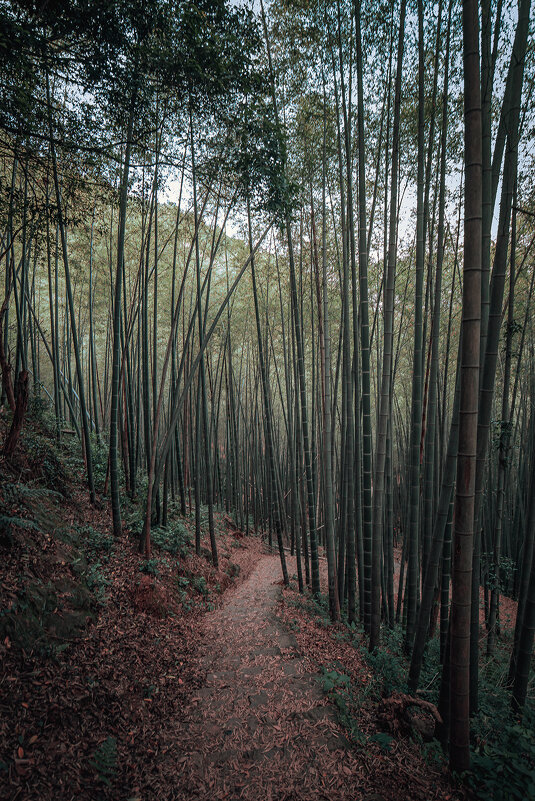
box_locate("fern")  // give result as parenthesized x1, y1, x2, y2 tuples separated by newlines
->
(76, 525, 114, 556)
(151, 522, 191, 556)
(83, 563, 110, 606)
(0, 481, 64, 538)
(0, 515, 39, 532)
(89, 736, 117, 786)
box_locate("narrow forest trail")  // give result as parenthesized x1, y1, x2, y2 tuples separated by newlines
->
(156, 553, 385, 801)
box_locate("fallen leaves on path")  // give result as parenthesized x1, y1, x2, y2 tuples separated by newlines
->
(2, 488, 463, 801)
(0, 485, 263, 801)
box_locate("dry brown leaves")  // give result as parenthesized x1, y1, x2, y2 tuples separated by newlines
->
(278, 568, 466, 801)
(0, 461, 264, 801)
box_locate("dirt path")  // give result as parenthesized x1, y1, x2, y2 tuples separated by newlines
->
(158, 553, 377, 801)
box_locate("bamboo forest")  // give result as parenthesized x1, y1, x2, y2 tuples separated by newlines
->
(0, 0, 534, 798)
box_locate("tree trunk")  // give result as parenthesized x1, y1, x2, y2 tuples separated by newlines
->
(449, 0, 482, 773)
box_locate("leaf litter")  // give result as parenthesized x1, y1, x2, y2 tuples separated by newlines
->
(1, 479, 464, 801)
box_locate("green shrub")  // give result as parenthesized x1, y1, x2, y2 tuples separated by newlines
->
(362, 625, 407, 697)
(83, 563, 110, 606)
(60, 434, 86, 476)
(126, 508, 144, 538)
(139, 558, 160, 576)
(151, 521, 191, 557)
(286, 590, 332, 627)
(27, 394, 61, 438)
(319, 667, 365, 744)
(25, 433, 70, 494)
(421, 738, 446, 767)
(466, 710, 535, 801)
(176, 576, 191, 610)
(90, 437, 110, 493)
(417, 634, 441, 699)
(320, 667, 350, 693)
(78, 525, 114, 557)
(191, 575, 208, 596)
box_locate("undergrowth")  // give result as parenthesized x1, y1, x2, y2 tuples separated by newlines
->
(466, 705, 535, 800)
(176, 572, 214, 612)
(319, 667, 366, 745)
(285, 585, 535, 800)
(70, 524, 115, 607)
(151, 521, 192, 557)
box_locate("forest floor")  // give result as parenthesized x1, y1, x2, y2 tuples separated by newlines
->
(1, 412, 466, 800)
(153, 550, 461, 801)
(1, 524, 462, 800)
